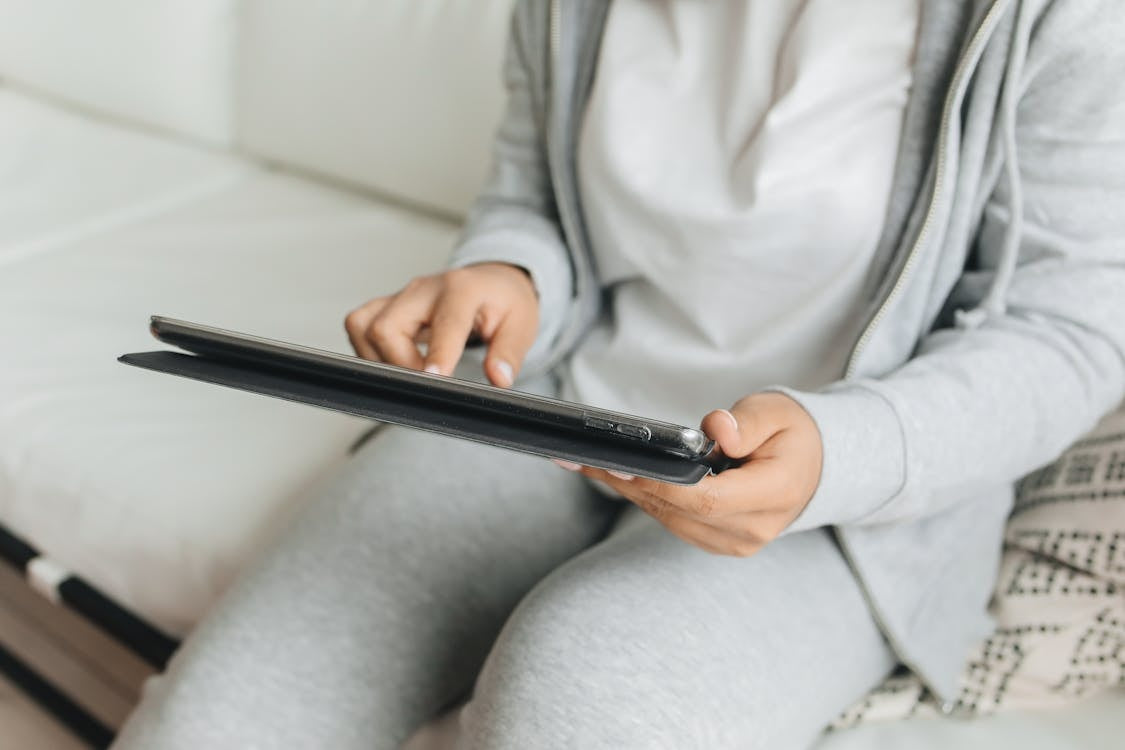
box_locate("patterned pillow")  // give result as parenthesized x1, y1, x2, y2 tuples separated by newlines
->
(833, 403, 1125, 727)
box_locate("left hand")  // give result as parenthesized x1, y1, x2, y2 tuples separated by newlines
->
(565, 392, 823, 557)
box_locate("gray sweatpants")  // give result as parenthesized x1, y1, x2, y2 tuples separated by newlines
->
(113, 409, 895, 749)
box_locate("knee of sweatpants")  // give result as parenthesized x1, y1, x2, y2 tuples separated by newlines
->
(457, 567, 610, 748)
(456, 556, 721, 750)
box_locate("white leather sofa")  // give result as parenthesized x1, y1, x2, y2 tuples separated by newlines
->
(0, 1, 1120, 747)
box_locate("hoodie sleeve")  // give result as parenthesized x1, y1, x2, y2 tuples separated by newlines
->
(447, 4, 574, 378)
(784, 1, 1125, 533)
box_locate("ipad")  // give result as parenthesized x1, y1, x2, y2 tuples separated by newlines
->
(118, 316, 734, 484)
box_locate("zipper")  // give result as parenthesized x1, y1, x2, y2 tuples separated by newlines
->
(843, 0, 1013, 380)
(835, 0, 1014, 712)
(831, 529, 961, 714)
(550, 0, 562, 70)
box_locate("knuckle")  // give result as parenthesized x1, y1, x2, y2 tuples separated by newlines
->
(476, 304, 503, 334)
(736, 392, 779, 422)
(431, 303, 465, 327)
(738, 400, 763, 427)
(368, 316, 397, 343)
(401, 277, 426, 296)
(731, 393, 759, 412)
(429, 314, 470, 345)
(729, 541, 760, 558)
(649, 498, 676, 524)
(343, 310, 365, 336)
(696, 485, 721, 517)
(737, 521, 768, 546)
(442, 267, 473, 290)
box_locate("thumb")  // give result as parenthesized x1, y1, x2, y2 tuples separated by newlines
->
(483, 311, 537, 388)
(700, 393, 787, 459)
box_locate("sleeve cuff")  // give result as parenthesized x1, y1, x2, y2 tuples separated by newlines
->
(769, 382, 907, 534)
(448, 222, 574, 377)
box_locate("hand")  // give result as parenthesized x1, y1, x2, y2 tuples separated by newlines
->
(568, 392, 823, 557)
(344, 263, 538, 387)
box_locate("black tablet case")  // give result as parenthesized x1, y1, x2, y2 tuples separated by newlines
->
(119, 351, 716, 484)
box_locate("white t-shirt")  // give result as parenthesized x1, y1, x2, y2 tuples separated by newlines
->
(562, 0, 920, 427)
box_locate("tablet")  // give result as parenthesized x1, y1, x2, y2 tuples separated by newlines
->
(118, 316, 734, 484)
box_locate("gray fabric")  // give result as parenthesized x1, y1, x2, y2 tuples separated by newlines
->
(113, 422, 895, 750)
(448, 0, 1125, 700)
(112, 422, 611, 749)
(460, 510, 895, 749)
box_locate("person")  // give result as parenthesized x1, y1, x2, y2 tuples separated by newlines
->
(113, 1, 1125, 748)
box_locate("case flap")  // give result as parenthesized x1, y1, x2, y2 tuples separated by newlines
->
(119, 351, 712, 484)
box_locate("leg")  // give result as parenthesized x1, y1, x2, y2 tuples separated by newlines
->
(459, 508, 895, 750)
(113, 424, 616, 750)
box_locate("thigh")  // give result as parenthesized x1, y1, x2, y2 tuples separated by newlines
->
(115, 418, 617, 750)
(460, 508, 895, 750)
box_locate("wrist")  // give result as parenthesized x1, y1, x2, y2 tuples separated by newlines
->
(768, 382, 906, 533)
(466, 262, 537, 298)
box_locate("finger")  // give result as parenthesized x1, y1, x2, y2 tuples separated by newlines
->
(633, 471, 742, 518)
(585, 458, 786, 518)
(700, 392, 790, 460)
(579, 465, 716, 514)
(579, 465, 640, 486)
(344, 298, 391, 360)
(579, 465, 742, 521)
(483, 309, 537, 388)
(423, 288, 481, 376)
(583, 461, 788, 549)
(366, 287, 441, 370)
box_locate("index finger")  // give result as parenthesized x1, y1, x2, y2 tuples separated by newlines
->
(423, 289, 480, 375)
(650, 458, 785, 518)
(344, 297, 390, 360)
(574, 465, 736, 517)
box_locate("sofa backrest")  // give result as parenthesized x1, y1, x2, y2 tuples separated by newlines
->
(0, 0, 238, 145)
(238, 0, 515, 219)
(0, 0, 515, 219)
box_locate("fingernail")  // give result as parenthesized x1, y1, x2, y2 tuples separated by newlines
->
(424, 364, 442, 375)
(718, 409, 739, 433)
(608, 470, 635, 481)
(552, 459, 582, 472)
(494, 359, 514, 387)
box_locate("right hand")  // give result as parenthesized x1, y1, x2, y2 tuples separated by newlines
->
(344, 263, 539, 388)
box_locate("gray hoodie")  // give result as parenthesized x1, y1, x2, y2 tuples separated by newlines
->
(450, 0, 1125, 703)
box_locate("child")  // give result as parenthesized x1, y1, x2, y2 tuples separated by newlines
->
(115, 1, 1125, 748)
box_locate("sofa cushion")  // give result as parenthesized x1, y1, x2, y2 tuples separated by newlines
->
(0, 0, 237, 144)
(237, 0, 515, 218)
(817, 689, 1125, 750)
(401, 688, 1125, 750)
(0, 89, 244, 263)
(0, 95, 457, 634)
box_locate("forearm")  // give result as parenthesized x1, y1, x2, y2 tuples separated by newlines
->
(786, 1, 1125, 532)
(449, 211, 573, 376)
(447, 4, 574, 377)
(784, 294, 1125, 532)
